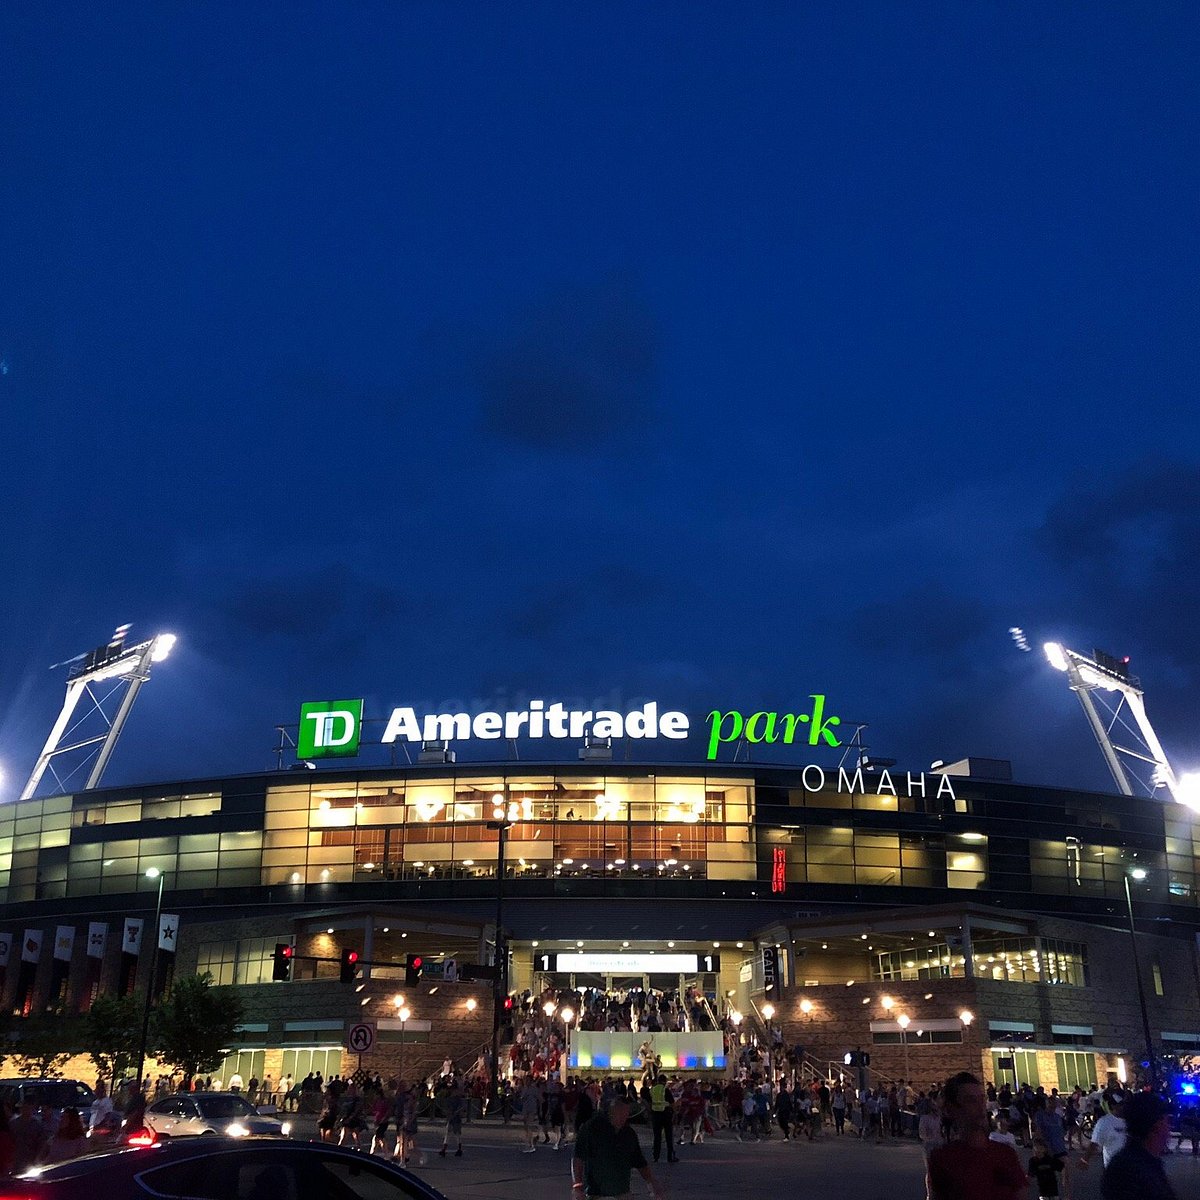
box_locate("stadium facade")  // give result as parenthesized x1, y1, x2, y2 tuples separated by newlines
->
(2, 754, 1198, 1091)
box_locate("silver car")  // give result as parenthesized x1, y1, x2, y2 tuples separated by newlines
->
(143, 1092, 290, 1138)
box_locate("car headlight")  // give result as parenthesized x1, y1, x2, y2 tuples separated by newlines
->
(226, 1123, 249, 1137)
(280, 1122, 292, 1137)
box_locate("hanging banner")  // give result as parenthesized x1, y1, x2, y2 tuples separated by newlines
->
(21, 929, 43, 964)
(0, 933, 12, 968)
(122, 918, 144, 956)
(53, 926, 75, 962)
(158, 914, 180, 952)
(87, 923, 108, 959)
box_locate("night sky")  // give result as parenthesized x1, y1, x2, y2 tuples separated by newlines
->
(2, 4, 1198, 796)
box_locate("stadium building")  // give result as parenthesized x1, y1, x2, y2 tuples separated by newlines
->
(2, 748, 1198, 1093)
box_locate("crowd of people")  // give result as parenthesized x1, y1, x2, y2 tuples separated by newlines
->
(0, 986, 1192, 1200)
(0, 1101, 92, 1174)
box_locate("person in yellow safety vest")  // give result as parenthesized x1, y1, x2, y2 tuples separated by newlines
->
(648, 1076, 679, 1164)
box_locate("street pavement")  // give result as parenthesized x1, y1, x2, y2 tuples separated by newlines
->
(284, 1113, 1200, 1199)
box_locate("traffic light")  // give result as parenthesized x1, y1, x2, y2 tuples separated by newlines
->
(340, 948, 359, 984)
(404, 953, 424, 986)
(272, 943, 294, 982)
(503, 995, 514, 1011)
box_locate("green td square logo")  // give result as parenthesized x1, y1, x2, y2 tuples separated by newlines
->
(298, 699, 363, 759)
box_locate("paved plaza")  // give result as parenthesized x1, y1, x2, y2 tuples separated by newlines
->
(289, 1114, 1200, 1200)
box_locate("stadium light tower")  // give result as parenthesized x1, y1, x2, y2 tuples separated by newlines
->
(1042, 642, 1181, 805)
(20, 626, 177, 801)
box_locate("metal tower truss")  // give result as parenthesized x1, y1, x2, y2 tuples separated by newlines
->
(20, 627, 176, 801)
(1043, 642, 1180, 803)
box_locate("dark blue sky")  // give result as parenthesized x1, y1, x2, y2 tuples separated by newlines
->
(2, 3, 1198, 795)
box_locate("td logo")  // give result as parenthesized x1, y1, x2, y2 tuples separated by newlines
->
(298, 699, 363, 759)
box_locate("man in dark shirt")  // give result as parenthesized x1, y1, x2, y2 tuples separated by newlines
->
(1102, 1092, 1175, 1200)
(572, 1096, 664, 1200)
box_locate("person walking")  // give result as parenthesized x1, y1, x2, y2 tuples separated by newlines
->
(394, 1084, 424, 1166)
(572, 1095, 665, 1200)
(927, 1072, 1027, 1200)
(1079, 1095, 1126, 1172)
(1100, 1092, 1175, 1200)
(1029, 1135, 1065, 1200)
(519, 1078, 541, 1153)
(831, 1083, 846, 1135)
(647, 1074, 678, 1163)
(10, 1102, 47, 1174)
(40, 1110, 88, 1165)
(439, 1082, 467, 1157)
(774, 1083, 794, 1141)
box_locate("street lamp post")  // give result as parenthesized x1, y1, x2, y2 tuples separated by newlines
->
(560, 1007, 574, 1083)
(762, 1003, 776, 1087)
(1122, 867, 1157, 1085)
(897, 1013, 910, 1082)
(135, 867, 166, 1093)
(487, 799, 514, 1100)
(398, 1004, 411, 1083)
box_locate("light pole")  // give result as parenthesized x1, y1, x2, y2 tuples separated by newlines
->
(897, 1013, 910, 1082)
(762, 1003, 776, 1086)
(1122, 866, 1157, 1085)
(560, 1007, 574, 1083)
(135, 867, 166, 1093)
(397, 1003, 411, 1083)
(487, 798, 514, 1100)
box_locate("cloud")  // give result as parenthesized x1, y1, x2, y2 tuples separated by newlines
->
(218, 565, 407, 647)
(1035, 457, 1200, 758)
(502, 564, 670, 641)
(1037, 459, 1200, 654)
(844, 583, 995, 665)
(474, 277, 659, 451)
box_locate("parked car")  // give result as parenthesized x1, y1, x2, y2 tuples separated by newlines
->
(143, 1092, 289, 1138)
(0, 1137, 448, 1199)
(0, 1079, 96, 1123)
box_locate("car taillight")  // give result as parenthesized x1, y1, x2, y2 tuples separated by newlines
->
(126, 1129, 158, 1147)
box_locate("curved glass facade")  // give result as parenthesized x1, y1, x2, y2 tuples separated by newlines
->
(0, 764, 1191, 921)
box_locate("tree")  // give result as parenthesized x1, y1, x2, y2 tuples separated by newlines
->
(10, 1014, 82, 1077)
(80, 993, 142, 1089)
(152, 972, 243, 1085)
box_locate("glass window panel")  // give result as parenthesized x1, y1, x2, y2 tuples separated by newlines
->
(219, 832, 261, 852)
(807, 845, 853, 865)
(179, 834, 220, 854)
(179, 793, 222, 817)
(265, 786, 312, 811)
(855, 865, 900, 885)
(178, 852, 220, 872)
(807, 864, 854, 883)
(854, 848, 900, 867)
(177, 871, 218, 889)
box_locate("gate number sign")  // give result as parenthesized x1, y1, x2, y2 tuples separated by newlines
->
(347, 1022, 376, 1053)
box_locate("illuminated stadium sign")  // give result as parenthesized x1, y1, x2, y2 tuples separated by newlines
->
(292, 695, 963, 796)
(381, 700, 689, 745)
(297, 700, 363, 759)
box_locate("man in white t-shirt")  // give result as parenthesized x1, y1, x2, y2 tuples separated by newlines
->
(1079, 1097, 1126, 1169)
(989, 1112, 1019, 1149)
